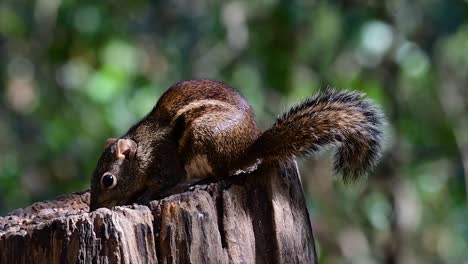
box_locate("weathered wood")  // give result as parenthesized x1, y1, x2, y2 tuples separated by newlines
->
(0, 160, 317, 264)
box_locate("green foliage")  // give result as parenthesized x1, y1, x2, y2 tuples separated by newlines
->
(1, 0, 468, 262)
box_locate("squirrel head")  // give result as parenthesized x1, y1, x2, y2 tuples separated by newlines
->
(89, 138, 147, 211)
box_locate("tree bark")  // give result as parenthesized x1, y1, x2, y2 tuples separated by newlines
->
(0, 160, 317, 264)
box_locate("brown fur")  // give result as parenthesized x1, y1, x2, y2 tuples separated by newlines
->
(246, 88, 385, 181)
(89, 80, 384, 210)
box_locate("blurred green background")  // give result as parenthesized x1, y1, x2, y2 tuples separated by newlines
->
(1, 0, 468, 263)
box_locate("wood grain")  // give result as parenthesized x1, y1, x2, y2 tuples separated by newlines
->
(0, 160, 317, 264)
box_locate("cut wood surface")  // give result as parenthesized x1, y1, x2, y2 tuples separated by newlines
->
(0, 160, 317, 264)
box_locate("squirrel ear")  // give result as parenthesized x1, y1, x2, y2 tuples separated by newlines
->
(105, 138, 117, 149)
(116, 139, 137, 160)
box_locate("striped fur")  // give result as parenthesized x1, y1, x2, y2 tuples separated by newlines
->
(90, 80, 385, 210)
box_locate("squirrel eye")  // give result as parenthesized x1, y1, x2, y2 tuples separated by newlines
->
(100, 173, 117, 189)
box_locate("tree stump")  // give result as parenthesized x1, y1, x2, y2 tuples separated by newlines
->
(0, 160, 317, 264)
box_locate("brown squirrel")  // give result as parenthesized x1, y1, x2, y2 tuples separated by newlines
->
(89, 79, 385, 210)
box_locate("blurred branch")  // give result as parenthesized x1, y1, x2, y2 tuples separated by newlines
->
(437, 77, 468, 202)
(378, 59, 403, 264)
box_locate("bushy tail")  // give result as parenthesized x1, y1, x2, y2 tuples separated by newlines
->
(247, 88, 385, 181)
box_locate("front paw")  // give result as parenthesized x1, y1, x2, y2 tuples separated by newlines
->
(188, 184, 209, 191)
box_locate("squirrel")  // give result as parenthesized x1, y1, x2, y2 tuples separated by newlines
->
(89, 79, 385, 211)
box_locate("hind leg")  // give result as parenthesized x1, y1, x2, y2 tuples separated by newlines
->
(177, 111, 257, 179)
